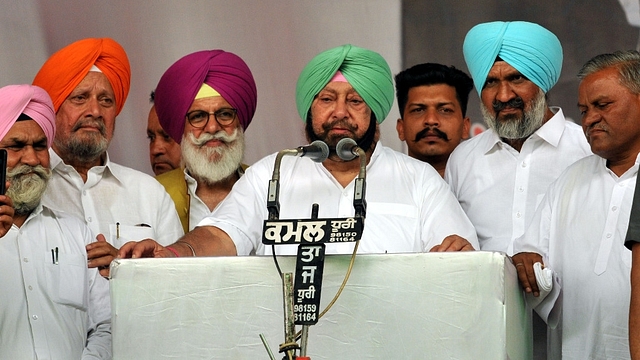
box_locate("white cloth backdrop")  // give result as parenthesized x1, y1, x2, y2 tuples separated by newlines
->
(0, 0, 403, 175)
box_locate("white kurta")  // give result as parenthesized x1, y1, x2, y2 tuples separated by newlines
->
(0, 205, 112, 359)
(445, 108, 591, 254)
(198, 142, 479, 255)
(43, 149, 184, 248)
(514, 154, 635, 359)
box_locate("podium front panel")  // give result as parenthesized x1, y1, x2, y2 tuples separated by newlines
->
(110, 251, 531, 359)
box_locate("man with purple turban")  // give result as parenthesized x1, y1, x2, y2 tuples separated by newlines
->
(120, 44, 478, 259)
(0, 84, 112, 359)
(445, 21, 592, 358)
(153, 50, 257, 233)
(32, 38, 183, 277)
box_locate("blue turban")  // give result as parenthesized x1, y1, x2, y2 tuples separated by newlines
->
(296, 44, 394, 123)
(463, 21, 563, 95)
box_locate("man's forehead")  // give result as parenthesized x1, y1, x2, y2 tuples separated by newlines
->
(488, 60, 520, 75)
(2, 120, 46, 142)
(74, 71, 114, 93)
(319, 81, 358, 94)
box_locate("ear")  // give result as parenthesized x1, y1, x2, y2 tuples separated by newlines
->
(396, 118, 406, 141)
(462, 117, 471, 140)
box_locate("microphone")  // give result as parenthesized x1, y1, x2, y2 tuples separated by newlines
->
(335, 138, 367, 219)
(296, 140, 329, 162)
(336, 138, 360, 161)
(268, 141, 329, 220)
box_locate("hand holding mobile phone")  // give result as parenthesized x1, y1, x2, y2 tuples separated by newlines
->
(0, 149, 6, 195)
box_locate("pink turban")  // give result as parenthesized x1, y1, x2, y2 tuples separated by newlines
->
(154, 50, 257, 143)
(0, 85, 56, 148)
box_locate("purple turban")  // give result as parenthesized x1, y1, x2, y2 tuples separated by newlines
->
(154, 50, 258, 144)
(0, 85, 56, 148)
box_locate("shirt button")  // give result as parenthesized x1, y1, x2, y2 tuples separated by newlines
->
(516, 212, 521, 218)
(32, 315, 38, 320)
(87, 217, 92, 222)
(518, 187, 524, 192)
(83, 190, 87, 196)
(23, 258, 29, 263)
(607, 233, 612, 238)
(521, 162, 527, 168)
(612, 206, 618, 211)
(28, 285, 33, 290)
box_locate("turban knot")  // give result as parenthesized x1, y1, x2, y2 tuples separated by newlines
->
(296, 44, 394, 123)
(154, 50, 258, 144)
(0, 85, 56, 148)
(463, 21, 563, 95)
(33, 38, 131, 115)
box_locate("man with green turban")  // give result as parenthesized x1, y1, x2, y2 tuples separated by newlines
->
(445, 21, 592, 358)
(119, 44, 478, 258)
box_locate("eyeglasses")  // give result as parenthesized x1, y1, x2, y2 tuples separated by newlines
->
(185, 108, 237, 128)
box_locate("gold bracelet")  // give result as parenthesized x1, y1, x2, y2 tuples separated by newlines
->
(177, 241, 196, 257)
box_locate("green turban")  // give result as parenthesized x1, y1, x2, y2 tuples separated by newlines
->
(296, 44, 394, 123)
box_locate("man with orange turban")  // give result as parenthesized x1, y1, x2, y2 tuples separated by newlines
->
(33, 38, 183, 277)
(153, 49, 257, 233)
(0, 84, 112, 359)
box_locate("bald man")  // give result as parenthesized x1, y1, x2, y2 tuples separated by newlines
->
(33, 38, 183, 276)
(0, 85, 111, 359)
(154, 50, 256, 233)
(120, 44, 478, 259)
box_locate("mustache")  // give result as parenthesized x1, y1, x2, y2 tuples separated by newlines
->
(414, 126, 449, 142)
(72, 118, 107, 137)
(190, 128, 239, 147)
(492, 97, 525, 112)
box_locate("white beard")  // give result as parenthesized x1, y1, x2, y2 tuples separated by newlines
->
(6, 164, 51, 215)
(181, 128, 245, 185)
(481, 89, 547, 140)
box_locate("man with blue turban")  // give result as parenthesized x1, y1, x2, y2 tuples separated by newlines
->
(445, 21, 592, 357)
(119, 44, 478, 258)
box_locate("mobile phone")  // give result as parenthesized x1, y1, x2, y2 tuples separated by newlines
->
(0, 149, 6, 195)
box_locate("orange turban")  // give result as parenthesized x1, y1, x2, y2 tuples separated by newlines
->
(33, 38, 131, 115)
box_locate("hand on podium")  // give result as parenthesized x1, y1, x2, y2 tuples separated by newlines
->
(429, 234, 475, 252)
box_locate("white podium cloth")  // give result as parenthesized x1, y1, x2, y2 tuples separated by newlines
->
(110, 251, 530, 359)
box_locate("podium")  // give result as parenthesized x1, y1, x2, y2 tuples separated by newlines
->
(110, 251, 531, 359)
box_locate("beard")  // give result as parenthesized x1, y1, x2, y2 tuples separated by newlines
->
(481, 90, 547, 140)
(6, 164, 51, 216)
(181, 128, 245, 185)
(54, 118, 109, 163)
(304, 113, 378, 158)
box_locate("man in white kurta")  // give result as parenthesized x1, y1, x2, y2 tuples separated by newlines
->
(119, 44, 478, 258)
(200, 141, 478, 255)
(32, 38, 183, 276)
(514, 50, 640, 359)
(0, 84, 112, 359)
(446, 21, 591, 255)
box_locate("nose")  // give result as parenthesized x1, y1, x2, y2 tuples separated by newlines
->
(424, 109, 440, 126)
(86, 96, 102, 117)
(20, 146, 40, 167)
(581, 107, 600, 130)
(332, 98, 348, 119)
(202, 113, 223, 134)
(150, 138, 166, 156)
(495, 81, 516, 103)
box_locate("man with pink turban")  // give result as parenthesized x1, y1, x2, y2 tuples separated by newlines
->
(33, 38, 183, 277)
(0, 84, 112, 359)
(154, 49, 257, 233)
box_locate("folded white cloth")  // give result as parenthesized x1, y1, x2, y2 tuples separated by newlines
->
(525, 262, 562, 328)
